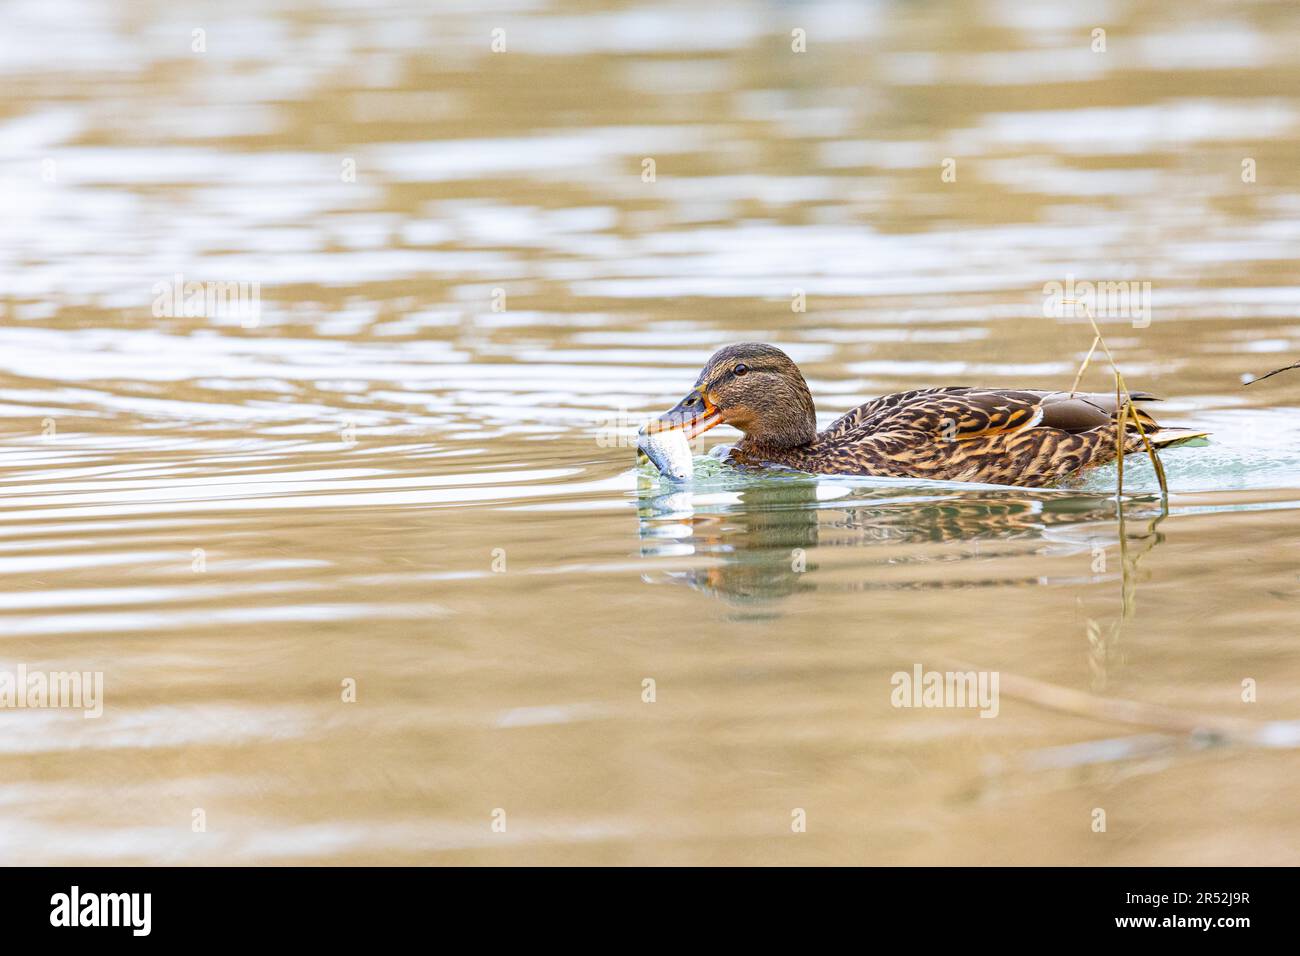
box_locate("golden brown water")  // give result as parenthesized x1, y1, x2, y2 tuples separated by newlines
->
(2, 0, 1300, 864)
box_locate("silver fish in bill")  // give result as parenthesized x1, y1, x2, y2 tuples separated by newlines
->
(637, 425, 694, 481)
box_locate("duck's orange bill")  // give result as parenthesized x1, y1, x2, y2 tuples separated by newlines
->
(646, 390, 724, 439)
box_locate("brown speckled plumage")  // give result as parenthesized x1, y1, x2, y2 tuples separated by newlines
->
(654, 343, 1201, 488)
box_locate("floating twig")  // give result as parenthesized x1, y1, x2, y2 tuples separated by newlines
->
(943, 659, 1300, 750)
(1244, 361, 1300, 386)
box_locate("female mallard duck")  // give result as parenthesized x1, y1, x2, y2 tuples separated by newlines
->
(647, 343, 1203, 488)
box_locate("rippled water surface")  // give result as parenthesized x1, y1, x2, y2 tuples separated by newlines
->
(3, 0, 1300, 864)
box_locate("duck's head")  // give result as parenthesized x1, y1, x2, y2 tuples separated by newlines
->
(648, 343, 817, 450)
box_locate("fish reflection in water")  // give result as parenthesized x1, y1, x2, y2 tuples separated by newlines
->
(636, 477, 1164, 604)
(639, 480, 824, 602)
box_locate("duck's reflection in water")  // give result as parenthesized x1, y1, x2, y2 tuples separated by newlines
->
(636, 476, 1165, 605)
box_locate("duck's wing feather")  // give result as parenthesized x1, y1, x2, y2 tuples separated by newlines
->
(822, 387, 1160, 441)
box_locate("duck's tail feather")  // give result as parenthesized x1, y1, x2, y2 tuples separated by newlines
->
(1147, 428, 1211, 449)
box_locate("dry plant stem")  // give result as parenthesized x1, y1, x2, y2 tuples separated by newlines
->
(1069, 335, 1101, 397)
(1115, 381, 1126, 496)
(1131, 401, 1169, 491)
(1060, 300, 1168, 499)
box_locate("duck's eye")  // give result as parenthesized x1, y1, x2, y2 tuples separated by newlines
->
(733, 364, 749, 377)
